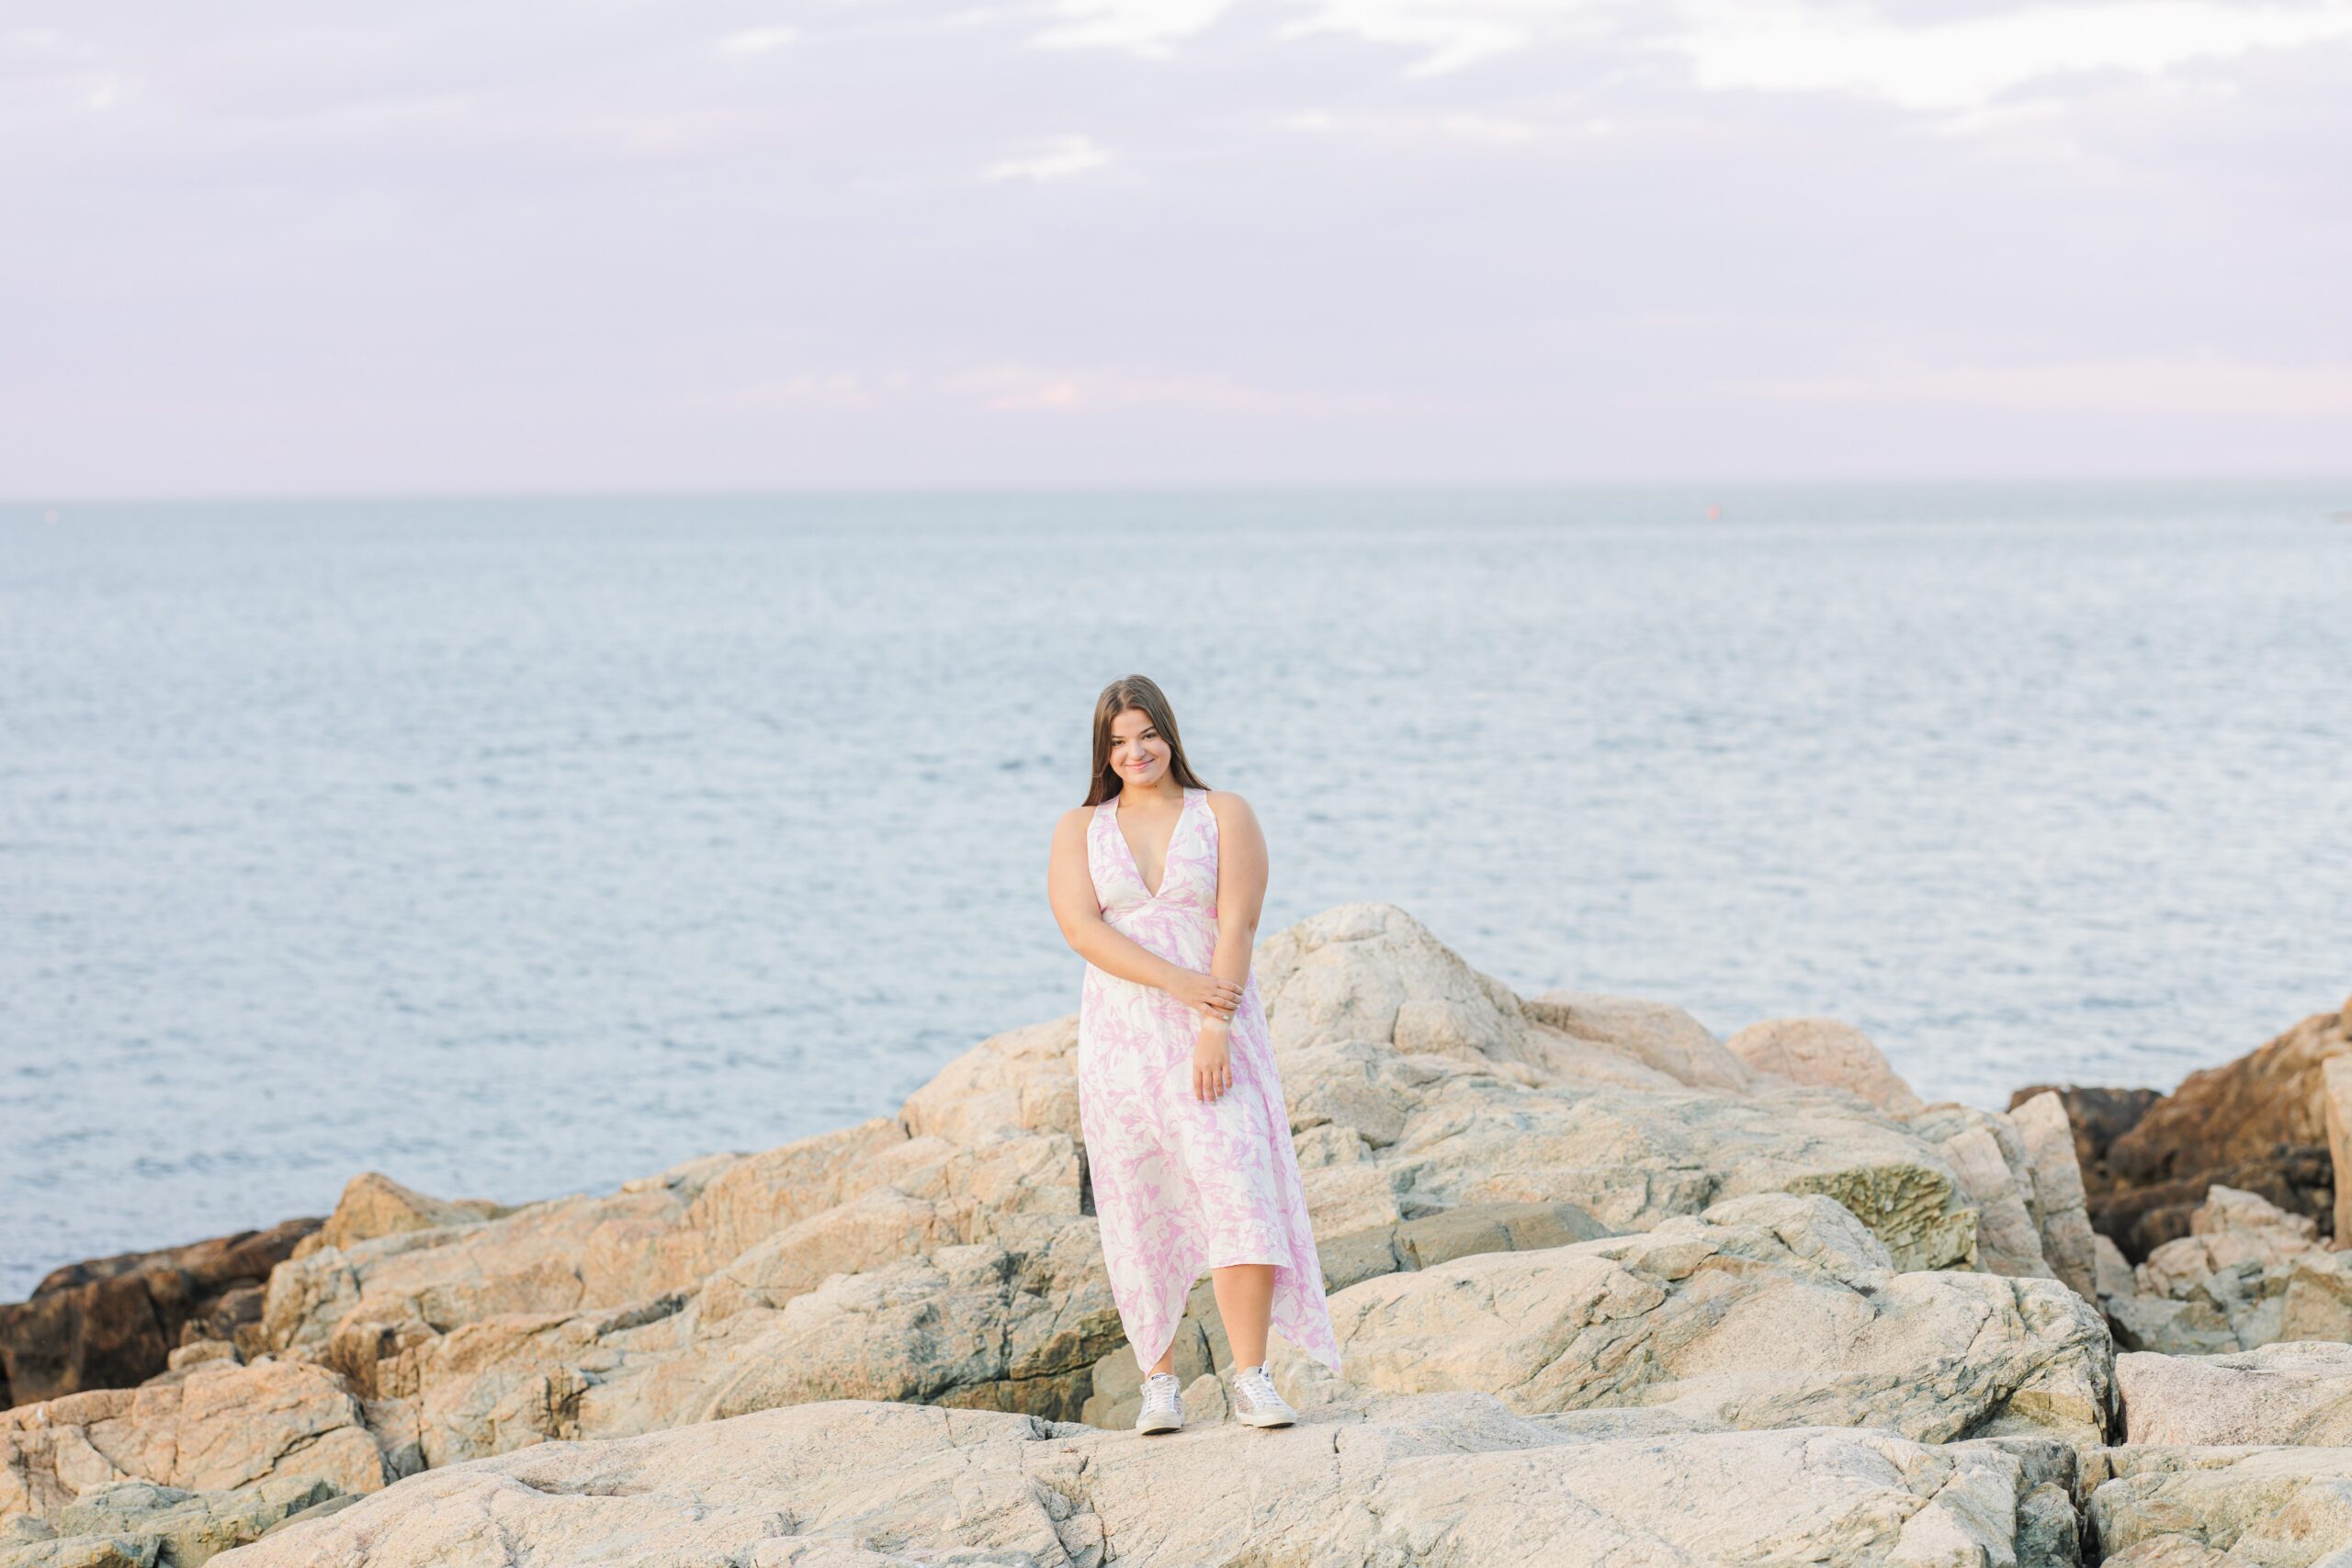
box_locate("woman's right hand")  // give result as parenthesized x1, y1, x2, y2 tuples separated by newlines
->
(1164, 965, 1243, 1021)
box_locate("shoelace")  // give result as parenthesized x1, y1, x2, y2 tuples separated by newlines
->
(1140, 1374, 1182, 1414)
(1233, 1365, 1283, 1408)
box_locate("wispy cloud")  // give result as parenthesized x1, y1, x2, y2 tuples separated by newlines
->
(1274, 0, 1541, 78)
(981, 132, 1113, 181)
(1030, 0, 1240, 53)
(1032, 0, 1597, 76)
(1670, 0, 2352, 111)
(717, 26, 799, 58)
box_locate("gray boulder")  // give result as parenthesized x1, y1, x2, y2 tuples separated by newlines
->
(0, 1476, 339, 1568)
(2103, 1185, 2336, 1354)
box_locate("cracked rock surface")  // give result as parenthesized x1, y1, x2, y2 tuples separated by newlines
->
(212, 1393, 2076, 1568)
(1272, 1190, 2116, 1446)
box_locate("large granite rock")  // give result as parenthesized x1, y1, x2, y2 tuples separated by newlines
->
(0, 1361, 389, 1528)
(1724, 1017, 1927, 1114)
(1255, 907, 1690, 1089)
(288, 1175, 506, 1263)
(257, 1152, 752, 1359)
(240, 904, 2031, 1472)
(1258, 908, 1988, 1269)
(252, 1110, 1103, 1466)
(309, 1146, 1112, 1467)
(1521, 990, 1755, 1091)
(2013, 1089, 2104, 1303)
(2118, 1341, 2352, 1447)
(2327, 1055, 2352, 1250)
(2, 1223, 321, 1409)
(1272, 1033, 1985, 1272)
(259, 1107, 1080, 1371)
(210, 1393, 2087, 1568)
(1905, 1100, 2062, 1283)
(1082, 1200, 1613, 1430)
(1271, 1191, 2115, 1447)
(2089, 1445, 2352, 1566)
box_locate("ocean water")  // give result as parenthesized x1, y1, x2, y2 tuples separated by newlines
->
(4, 481, 2347, 1300)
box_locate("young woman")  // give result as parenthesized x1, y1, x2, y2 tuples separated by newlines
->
(1046, 674, 1342, 1435)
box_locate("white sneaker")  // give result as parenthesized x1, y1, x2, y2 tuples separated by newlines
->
(1228, 1361, 1296, 1427)
(1136, 1371, 1183, 1434)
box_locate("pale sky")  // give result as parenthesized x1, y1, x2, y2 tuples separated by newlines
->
(5, 0, 2349, 494)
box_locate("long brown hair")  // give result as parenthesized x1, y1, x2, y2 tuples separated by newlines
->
(1084, 675, 1210, 806)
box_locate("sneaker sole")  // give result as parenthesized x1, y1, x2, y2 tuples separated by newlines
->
(1136, 1414, 1182, 1434)
(1235, 1407, 1295, 1427)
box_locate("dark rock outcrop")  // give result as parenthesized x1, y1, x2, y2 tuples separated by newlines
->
(0, 1219, 321, 1409)
(2010, 997, 2349, 1260)
(2004, 1084, 2161, 1179)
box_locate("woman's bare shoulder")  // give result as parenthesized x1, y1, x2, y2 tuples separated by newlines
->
(1202, 789, 1260, 824)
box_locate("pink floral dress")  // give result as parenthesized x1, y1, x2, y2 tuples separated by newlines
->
(1078, 785, 1343, 1378)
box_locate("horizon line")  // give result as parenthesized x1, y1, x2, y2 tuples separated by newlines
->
(9, 470, 2352, 510)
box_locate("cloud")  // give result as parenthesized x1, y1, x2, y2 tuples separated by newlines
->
(1273, 0, 1540, 77)
(981, 131, 1113, 181)
(1030, 0, 2352, 99)
(1669, 0, 2352, 111)
(1031, 0, 1601, 75)
(717, 26, 799, 57)
(1274, 104, 1603, 144)
(1029, 0, 1240, 53)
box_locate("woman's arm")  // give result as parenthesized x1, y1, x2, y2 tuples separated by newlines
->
(1202, 791, 1268, 1021)
(1047, 808, 1241, 1016)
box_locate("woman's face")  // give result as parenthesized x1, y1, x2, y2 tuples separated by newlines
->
(1108, 709, 1169, 786)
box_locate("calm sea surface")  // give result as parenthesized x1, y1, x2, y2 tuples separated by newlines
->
(4, 482, 2347, 1299)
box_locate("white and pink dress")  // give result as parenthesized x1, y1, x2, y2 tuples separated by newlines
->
(1078, 785, 1343, 1379)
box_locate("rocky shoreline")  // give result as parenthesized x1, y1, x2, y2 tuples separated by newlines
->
(4, 901, 2348, 1565)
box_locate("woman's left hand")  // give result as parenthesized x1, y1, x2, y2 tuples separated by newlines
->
(1192, 1027, 1233, 1101)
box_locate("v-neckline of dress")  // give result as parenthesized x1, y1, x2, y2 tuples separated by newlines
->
(1112, 787, 1192, 900)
